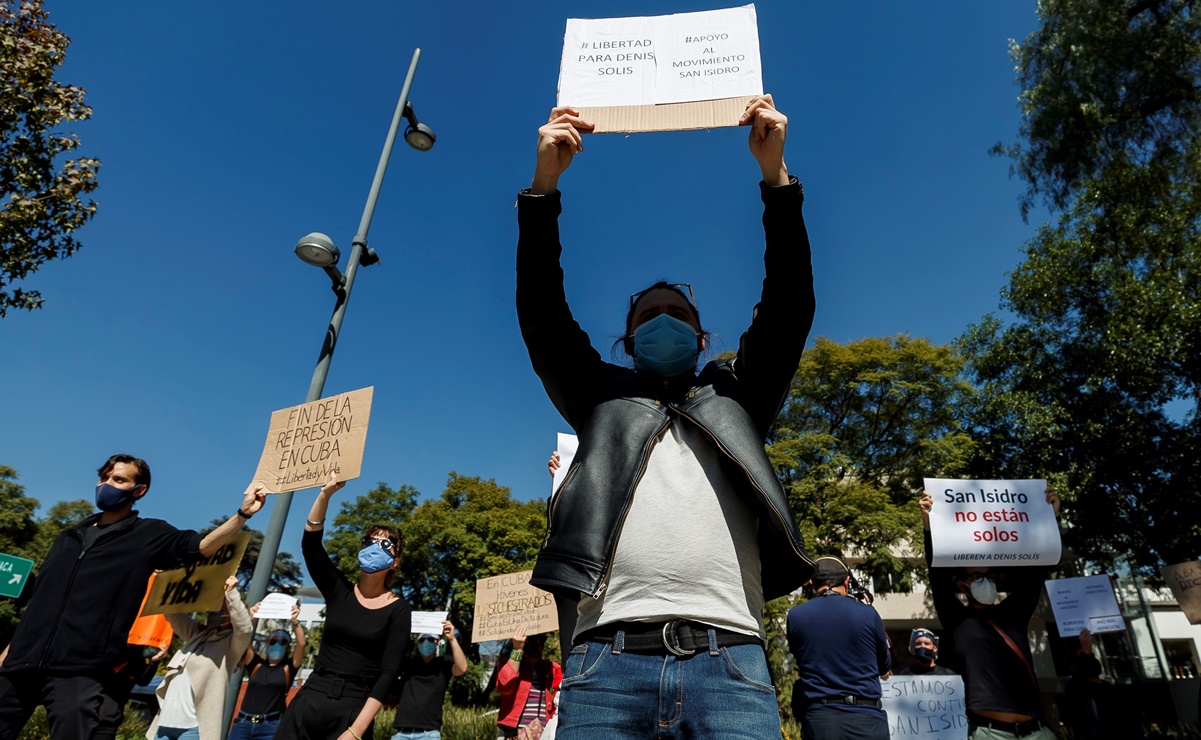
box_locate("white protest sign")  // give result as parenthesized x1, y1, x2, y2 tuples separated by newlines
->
(558, 5, 763, 132)
(924, 478, 1061, 568)
(254, 387, 374, 493)
(254, 592, 297, 621)
(1162, 561, 1201, 624)
(552, 433, 578, 495)
(412, 611, 448, 635)
(471, 570, 558, 643)
(881, 675, 968, 740)
(1046, 575, 1124, 636)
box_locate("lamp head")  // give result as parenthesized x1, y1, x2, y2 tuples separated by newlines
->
(295, 232, 340, 267)
(402, 101, 436, 152)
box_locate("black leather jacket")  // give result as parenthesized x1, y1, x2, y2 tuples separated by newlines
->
(516, 179, 816, 602)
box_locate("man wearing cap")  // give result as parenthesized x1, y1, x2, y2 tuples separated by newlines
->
(894, 628, 956, 676)
(391, 620, 467, 740)
(787, 557, 891, 740)
(0, 454, 266, 740)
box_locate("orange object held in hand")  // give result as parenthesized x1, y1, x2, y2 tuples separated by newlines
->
(127, 573, 174, 649)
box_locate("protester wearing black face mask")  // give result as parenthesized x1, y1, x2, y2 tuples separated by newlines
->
(0, 454, 266, 740)
(895, 628, 956, 676)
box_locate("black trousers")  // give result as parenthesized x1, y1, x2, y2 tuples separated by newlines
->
(801, 708, 889, 740)
(0, 671, 125, 740)
(274, 682, 373, 740)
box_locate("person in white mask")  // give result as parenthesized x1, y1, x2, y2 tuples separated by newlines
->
(920, 488, 1059, 740)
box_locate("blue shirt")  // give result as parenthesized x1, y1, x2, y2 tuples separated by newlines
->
(787, 591, 891, 715)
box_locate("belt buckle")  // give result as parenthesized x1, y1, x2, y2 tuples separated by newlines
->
(249, 716, 262, 724)
(844, 696, 858, 705)
(662, 621, 695, 656)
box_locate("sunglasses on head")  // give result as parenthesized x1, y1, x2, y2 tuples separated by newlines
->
(361, 536, 396, 553)
(629, 283, 697, 309)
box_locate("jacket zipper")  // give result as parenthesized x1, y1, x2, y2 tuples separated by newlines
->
(669, 403, 815, 567)
(590, 412, 670, 599)
(38, 529, 90, 668)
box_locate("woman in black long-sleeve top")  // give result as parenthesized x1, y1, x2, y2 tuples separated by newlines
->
(275, 474, 411, 740)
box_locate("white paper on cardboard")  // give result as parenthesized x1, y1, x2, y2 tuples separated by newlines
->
(558, 5, 762, 108)
(1046, 575, 1125, 636)
(924, 478, 1061, 568)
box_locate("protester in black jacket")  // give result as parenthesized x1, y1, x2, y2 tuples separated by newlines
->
(0, 453, 266, 740)
(516, 94, 815, 739)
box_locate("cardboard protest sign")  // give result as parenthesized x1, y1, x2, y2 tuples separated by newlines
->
(924, 478, 1061, 568)
(254, 387, 373, 493)
(128, 574, 174, 650)
(1046, 575, 1125, 636)
(471, 570, 558, 643)
(1162, 561, 1201, 624)
(552, 432, 578, 495)
(558, 5, 763, 132)
(142, 533, 250, 615)
(881, 675, 968, 739)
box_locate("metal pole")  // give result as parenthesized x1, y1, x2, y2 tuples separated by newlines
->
(222, 48, 423, 736)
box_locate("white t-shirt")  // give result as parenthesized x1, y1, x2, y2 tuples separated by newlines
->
(575, 418, 764, 640)
(157, 663, 199, 729)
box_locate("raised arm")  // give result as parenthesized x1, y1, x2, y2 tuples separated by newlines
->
(225, 577, 254, 656)
(444, 620, 468, 677)
(729, 95, 815, 436)
(302, 474, 352, 596)
(198, 482, 266, 557)
(997, 487, 1061, 621)
(921, 491, 969, 627)
(290, 605, 306, 671)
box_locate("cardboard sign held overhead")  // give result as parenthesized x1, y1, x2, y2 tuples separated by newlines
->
(471, 570, 558, 643)
(1162, 561, 1201, 625)
(1046, 575, 1126, 636)
(254, 387, 374, 493)
(142, 533, 250, 615)
(924, 478, 1061, 568)
(558, 5, 763, 133)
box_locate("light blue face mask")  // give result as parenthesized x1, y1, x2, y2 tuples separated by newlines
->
(357, 543, 394, 574)
(266, 644, 287, 661)
(417, 640, 438, 658)
(632, 314, 700, 377)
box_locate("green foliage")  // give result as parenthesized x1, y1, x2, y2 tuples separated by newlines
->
(996, 0, 1201, 217)
(0, 0, 100, 316)
(0, 465, 38, 646)
(29, 498, 91, 562)
(205, 518, 302, 595)
(966, 0, 1201, 569)
(769, 336, 976, 586)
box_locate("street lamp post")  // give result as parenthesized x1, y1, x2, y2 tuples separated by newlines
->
(222, 48, 433, 736)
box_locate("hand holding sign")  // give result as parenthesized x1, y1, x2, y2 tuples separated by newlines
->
(532, 108, 595, 195)
(740, 94, 788, 186)
(240, 482, 268, 518)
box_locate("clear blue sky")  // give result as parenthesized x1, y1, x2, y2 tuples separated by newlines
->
(2, 2, 1043, 582)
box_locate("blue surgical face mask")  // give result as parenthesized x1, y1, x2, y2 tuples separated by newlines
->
(266, 644, 287, 661)
(632, 314, 700, 377)
(417, 640, 438, 658)
(357, 543, 394, 574)
(970, 577, 998, 605)
(95, 482, 140, 512)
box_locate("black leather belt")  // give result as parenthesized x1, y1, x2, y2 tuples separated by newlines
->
(968, 714, 1044, 737)
(575, 620, 763, 655)
(237, 711, 281, 724)
(816, 695, 882, 709)
(304, 673, 370, 700)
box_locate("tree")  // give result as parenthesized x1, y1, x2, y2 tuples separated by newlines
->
(204, 519, 303, 595)
(29, 498, 91, 562)
(965, 0, 1201, 569)
(0, 466, 38, 646)
(768, 336, 977, 586)
(0, 0, 100, 316)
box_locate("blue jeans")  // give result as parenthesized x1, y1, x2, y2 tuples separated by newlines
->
(392, 731, 441, 740)
(155, 728, 200, 740)
(229, 718, 282, 740)
(556, 630, 782, 739)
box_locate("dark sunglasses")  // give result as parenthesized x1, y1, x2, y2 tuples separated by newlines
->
(417, 636, 439, 644)
(267, 638, 289, 646)
(361, 536, 396, 553)
(629, 283, 696, 309)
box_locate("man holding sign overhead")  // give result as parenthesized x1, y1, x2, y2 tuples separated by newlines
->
(0, 454, 266, 740)
(516, 89, 814, 738)
(920, 486, 1060, 740)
